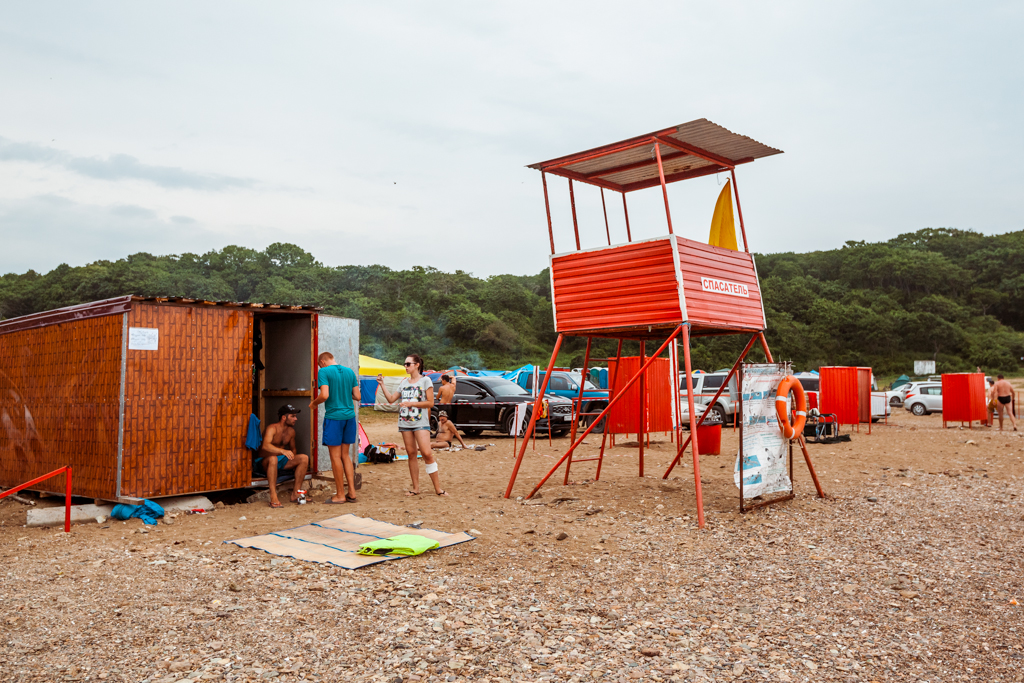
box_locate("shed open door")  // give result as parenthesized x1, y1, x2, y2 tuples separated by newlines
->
(315, 314, 360, 473)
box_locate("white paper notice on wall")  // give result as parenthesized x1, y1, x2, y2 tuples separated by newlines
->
(128, 327, 159, 350)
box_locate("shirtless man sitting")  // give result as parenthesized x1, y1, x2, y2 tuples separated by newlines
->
(437, 374, 457, 405)
(431, 411, 467, 450)
(256, 404, 310, 508)
(990, 374, 1018, 432)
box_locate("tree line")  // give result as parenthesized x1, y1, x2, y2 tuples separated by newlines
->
(1, 228, 1021, 376)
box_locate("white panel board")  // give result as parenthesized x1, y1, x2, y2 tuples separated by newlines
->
(316, 315, 360, 473)
(735, 363, 792, 499)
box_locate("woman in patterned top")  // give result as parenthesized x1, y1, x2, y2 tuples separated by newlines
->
(377, 354, 447, 497)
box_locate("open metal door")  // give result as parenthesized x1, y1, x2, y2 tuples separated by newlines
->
(315, 314, 360, 473)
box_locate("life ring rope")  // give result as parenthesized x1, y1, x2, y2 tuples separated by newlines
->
(775, 375, 807, 440)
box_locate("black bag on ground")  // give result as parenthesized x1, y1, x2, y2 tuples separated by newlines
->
(363, 444, 396, 464)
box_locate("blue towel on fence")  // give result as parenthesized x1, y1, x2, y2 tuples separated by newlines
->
(245, 414, 262, 450)
(111, 499, 165, 526)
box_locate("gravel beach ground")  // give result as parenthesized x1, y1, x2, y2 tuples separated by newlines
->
(2, 409, 1022, 682)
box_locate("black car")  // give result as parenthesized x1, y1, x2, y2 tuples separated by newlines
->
(431, 376, 574, 437)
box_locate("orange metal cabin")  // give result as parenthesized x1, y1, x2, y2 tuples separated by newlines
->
(551, 236, 766, 338)
(0, 296, 357, 501)
(507, 119, 799, 524)
(819, 366, 873, 427)
(941, 373, 987, 428)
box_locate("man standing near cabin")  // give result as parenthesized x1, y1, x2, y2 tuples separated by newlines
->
(257, 405, 310, 508)
(990, 374, 1018, 432)
(310, 352, 361, 504)
(437, 373, 457, 405)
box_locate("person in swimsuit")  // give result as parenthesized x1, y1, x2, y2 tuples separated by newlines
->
(991, 374, 1018, 432)
(430, 411, 467, 450)
(437, 374, 457, 405)
(256, 405, 310, 508)
(377, 354, 447, 497)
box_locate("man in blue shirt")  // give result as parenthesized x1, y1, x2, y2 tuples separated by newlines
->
(310, 352, 360, 504)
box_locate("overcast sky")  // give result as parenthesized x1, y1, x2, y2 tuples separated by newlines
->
(1, 2, 1021, 278)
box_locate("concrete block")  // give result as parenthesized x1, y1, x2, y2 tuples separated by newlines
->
(27, 504, 113, 528)
(26, 494, 213, 528)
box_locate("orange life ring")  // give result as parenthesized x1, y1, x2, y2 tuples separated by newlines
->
(775, 375, 807, 440)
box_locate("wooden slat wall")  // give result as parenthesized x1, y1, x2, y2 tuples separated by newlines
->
(0, 315, 122, 498)
(120, 304, 253, 498)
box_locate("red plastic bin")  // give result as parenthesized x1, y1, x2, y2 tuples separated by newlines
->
(696, 422, 722, 455)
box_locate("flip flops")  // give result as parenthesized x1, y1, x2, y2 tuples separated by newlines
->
(323, 498, 347, 504)
(345, 495, 358, 503)
(269, 502, 283, 508)
(405, 491, 421, 497)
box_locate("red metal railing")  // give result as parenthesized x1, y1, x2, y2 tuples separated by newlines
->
(0, 467, 72, 532)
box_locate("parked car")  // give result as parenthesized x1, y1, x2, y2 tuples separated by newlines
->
(899, 381, 936, 404)
(679, 371, 737, 425)
(504, 368, 609, 432)
(903, 382, 943, 415)
(430, 376, 574, 437)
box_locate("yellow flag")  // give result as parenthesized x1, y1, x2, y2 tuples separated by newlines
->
(708, 180, 738, 251)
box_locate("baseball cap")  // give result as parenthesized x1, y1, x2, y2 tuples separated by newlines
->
(278, 404, 301, 417)
(438, 410, 448, 418)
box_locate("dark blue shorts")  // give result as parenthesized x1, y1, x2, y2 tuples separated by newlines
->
(257, 455, 289, 473)
(323, 418, 357, 446)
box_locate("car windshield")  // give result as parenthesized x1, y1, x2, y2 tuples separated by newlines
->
(567, 372, 599, 390)
(481, 378, 530, 396)
(797, 377, 819, 392)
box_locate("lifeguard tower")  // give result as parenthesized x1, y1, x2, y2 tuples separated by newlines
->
(504, 119, 790, 527)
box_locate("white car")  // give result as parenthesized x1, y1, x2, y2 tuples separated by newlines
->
(903, 382, 942, 416)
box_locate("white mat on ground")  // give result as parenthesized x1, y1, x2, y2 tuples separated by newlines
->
(225, 514, 474, 569)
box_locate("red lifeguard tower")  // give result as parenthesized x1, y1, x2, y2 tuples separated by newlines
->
(504, 119, 792, 527)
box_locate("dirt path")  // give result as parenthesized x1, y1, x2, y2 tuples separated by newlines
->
(2, 409, 1022, 682)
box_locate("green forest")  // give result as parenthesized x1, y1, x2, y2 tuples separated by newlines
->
(1, 228, 1022, 377)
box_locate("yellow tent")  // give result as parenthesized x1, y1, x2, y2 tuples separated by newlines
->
(359, 354, 406, 377)
(708, 180, 738, 251)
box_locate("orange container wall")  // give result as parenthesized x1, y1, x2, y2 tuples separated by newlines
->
(820, 366, 860, 425)
(120, 303, 253, 498)
(941, 373, 987, 424)
(551, 239, 683, 334)
(675, 237, 766, 332)
(0, 314, 123, 499)
(606, 357, 673, 434)
(857, 368, 872, 423)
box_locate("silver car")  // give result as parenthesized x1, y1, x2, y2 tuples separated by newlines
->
(903, 382, 942, 416)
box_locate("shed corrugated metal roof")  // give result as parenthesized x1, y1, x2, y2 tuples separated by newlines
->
(0, 295, 323, 336)
(528, 119, 782, 193)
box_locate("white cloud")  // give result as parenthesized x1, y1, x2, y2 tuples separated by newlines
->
(0, 1, 1020, 277)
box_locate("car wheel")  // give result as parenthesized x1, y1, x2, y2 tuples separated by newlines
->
(429, 413, 439, 437)
(889, 396, 902, 407)
(910, 403, 927, 416)
(501, 410, 524, 437)
(578, 405, 607, 434)
(463, 428, 482, 437)
(711, 404, 728, 425)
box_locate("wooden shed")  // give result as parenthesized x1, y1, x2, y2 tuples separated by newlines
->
(0, 296, 358, 501)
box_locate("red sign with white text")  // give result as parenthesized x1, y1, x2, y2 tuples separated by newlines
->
(700, 276, 749, 298)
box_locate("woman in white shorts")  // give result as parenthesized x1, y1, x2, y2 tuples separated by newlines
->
(378, 354, 447, 496)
